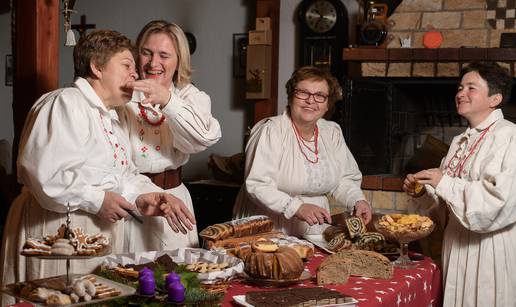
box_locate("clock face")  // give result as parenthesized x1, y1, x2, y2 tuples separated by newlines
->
(305, 0, 337, 34)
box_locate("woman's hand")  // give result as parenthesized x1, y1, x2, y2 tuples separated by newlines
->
(127, 79, 171, 106)
(135, 192, 196, 234)
(97, 191, 134, 223)
(295, 203, 332, 226)
(414, 168, 443, 189)
(403, 173, 420, 197)
(353, 200, 372, 224)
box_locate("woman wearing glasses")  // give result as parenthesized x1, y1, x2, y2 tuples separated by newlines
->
(233, 66, 371, 236)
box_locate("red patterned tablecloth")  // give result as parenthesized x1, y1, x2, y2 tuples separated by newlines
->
(222, 249, 442, 307)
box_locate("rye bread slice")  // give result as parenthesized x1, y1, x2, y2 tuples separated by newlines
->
(321, 249, 393, 279)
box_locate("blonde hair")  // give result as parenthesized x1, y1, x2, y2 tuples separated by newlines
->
(136, 20, 192, 87)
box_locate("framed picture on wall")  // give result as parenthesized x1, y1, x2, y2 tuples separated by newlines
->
(5, 55, 13, 86)
(233, 33, 248, 78)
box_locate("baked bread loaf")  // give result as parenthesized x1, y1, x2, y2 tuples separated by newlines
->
(323, 225, 347, 242)
(317, 259, 350, 285)
(354, 232, 385, 251)
(199, 215, 273, 241)
(244, 245, 304, 280)
(344, 217, 366, 239)
(269, 236, 314, 260)
(231, 215, 273, 237)
(204, 231, 284, 249)
(198, 222, 234, 241)
(326, 233, 352, 252)
(321, 249, 392, 279)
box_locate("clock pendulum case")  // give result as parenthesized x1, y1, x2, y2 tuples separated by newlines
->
(298, 0, 348, 78)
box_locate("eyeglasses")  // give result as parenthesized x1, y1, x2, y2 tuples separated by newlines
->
(294, 89, 329, 103)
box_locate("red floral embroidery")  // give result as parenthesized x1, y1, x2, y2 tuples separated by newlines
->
(155, 145, 161, 151)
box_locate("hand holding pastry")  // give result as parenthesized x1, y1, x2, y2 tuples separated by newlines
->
(403, 173, 426, 197)
(414, 168, 443, 189)
(127, 79, 171, 106)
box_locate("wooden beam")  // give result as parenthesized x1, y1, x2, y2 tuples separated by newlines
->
(252, 0, 280, 124)
(12, 0, 59, 180)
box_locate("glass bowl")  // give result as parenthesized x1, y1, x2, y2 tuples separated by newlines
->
(374, 217, 435, 269)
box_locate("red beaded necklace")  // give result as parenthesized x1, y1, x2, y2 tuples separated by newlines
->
(291, 119, 319, 164)
(445, 121, 496, 177)
(138, 103, 166, 126)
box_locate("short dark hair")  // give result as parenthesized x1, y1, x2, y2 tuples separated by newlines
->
(73, 29, 135, 79)
(460, 61, 513, 106)
(285, 66, 342, 111)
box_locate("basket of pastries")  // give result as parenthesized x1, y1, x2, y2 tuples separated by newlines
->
(199, 215, 314, 261)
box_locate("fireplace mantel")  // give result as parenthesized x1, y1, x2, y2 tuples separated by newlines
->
(342, 48, 516, 77)
(343, 47, 516, 62)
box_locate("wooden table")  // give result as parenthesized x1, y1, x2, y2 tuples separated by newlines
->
(222, 248, 442, 306)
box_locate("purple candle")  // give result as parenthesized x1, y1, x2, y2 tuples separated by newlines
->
(139, 274, 156, 296)
(139, 267, 153, 279)
(165, 272, 180, 289)
(168, 276, 185, 303)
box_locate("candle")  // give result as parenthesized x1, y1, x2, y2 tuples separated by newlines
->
(168, 274, 185, 303)
(139, 267, 153, 279)
(139, 274, 156, 296)
(165, 272, 180, 289)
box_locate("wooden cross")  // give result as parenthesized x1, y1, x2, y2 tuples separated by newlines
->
(72, 15, 96, 39)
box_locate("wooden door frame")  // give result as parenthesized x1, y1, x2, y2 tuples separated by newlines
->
(253, 0, 280, 124)
(11, 0, 59, 187)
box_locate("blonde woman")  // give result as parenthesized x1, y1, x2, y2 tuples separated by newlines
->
(121, 20, 221, 250)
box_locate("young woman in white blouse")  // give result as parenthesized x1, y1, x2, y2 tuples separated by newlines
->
(233, 66, 372, 236)
(404, 62, 516, 307)
(121, 20, 221, 250)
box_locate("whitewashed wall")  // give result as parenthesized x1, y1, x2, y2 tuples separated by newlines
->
(0, 0, 358, 179)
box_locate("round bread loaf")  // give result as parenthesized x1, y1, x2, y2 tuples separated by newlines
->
(244, 246, 304, 280)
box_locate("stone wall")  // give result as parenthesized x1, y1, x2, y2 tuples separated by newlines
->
(361, 0, 515, 76)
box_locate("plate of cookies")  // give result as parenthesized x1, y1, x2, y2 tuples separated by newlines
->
(21, 224, 111, 259)
(2, 273, 135, 306)
(103, 248, 244, 283)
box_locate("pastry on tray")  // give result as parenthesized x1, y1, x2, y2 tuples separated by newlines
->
(21, 224, 110, 257)
(199, 215, 273, 241)
(6, 274, 125, 306)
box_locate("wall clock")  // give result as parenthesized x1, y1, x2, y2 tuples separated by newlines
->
(298, 0, 348, 78)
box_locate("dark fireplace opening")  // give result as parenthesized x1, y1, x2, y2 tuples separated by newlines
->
(332, 78, 506, 177)
(332, 77, 516, 179)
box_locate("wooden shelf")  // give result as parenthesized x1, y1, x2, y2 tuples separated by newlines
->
(343, 48, 516, 62)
